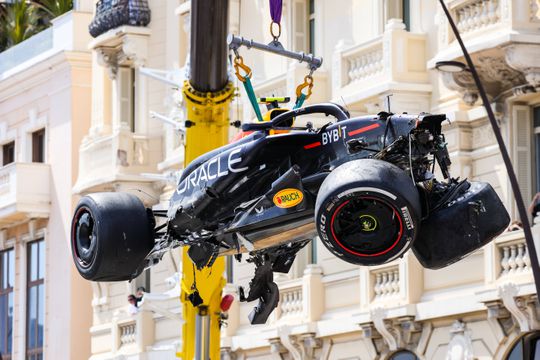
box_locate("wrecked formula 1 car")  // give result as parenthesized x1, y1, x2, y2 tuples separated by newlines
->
(70, 102, 510, 324)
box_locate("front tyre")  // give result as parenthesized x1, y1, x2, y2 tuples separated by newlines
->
(71, 192, 154, 281)
(315, 159, 421, 266)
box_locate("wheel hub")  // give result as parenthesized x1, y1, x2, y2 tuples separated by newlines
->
(74, 208, 97, 267)
(331, 196, 402, 256)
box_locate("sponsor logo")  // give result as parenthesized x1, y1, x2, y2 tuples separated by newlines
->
(273, 188, 304, 208)
(400, 206, 414, 230)
(176, 147, 248, 195)
(321, 126, 347, 145)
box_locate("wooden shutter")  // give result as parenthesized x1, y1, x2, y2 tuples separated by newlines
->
(513, 105, 532, 217)
(118, 67, 135, 132)
(292, 0, 307, 52)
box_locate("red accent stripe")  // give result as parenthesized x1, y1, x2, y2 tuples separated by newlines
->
(348, 123, 380, 136)
(304, 141, 322, 149)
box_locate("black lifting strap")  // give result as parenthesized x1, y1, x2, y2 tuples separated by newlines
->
(439, 0, 540, 297)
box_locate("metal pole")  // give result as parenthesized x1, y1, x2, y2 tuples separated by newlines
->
(227, 34, 323, 70)
(190, 0, 230, 92)
(438, 0, 540, 297)
(194, 306, 210, 360)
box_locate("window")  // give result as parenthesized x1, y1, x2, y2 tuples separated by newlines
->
(308, 0, 315, 54)
(384, 0, 411, 31)
(32, 129, 45, 163)
(534, 107, 540, 195)
(133, 268, 150, 294)
(0, 248, 15, 360)
(118, 67, 135, 132)
(27, 240, 45, 360)
(513, 105, 533, 220)
(2, 141, 14, 166)
(505, 331, 540, 360)
(389, 350, 419, 360)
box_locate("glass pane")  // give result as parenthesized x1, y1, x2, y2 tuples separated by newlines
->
(391, 351, 418, 360)
(8, 291, 13, 353)
(1, 251, 6, 289)
(534, 339, 540, 360)
(29, 243, 38, 282)
(309, 19, 315, 55)
(38, 241, 45, 280)
(37, 284, 44, 347)
(507, 339, 523, 360)
(534, 107, 540, 128)
(27, 286, 37, 349)
(536, 135, 540, 194)
(0, 294, 6, 353)
(8, 249, 14, 288)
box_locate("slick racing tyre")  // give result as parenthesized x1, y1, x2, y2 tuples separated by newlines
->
(315, 159, 421, 266)
(71, 192, 154, 281)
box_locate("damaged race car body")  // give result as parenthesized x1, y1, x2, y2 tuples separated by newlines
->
(71, 103, 510, 324)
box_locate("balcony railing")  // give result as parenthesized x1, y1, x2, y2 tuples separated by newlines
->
(253, 74, 288, 99)
(0, 28, 53, 74)
(74, 129, 162, 193)
(439, 0, 540, 48)
(89, 0, 151, 38)
(372, 266, 400, 300)
(0, 163, 50, 225)
(332, 20, 429, 105)
(118, 319, 137, 347)
(0, 12, 92, 79)
(499, 240, 530, 277)
(454, 0, 501, 36)
(89, 311, 154, 356)
(275, 279, 304, 322)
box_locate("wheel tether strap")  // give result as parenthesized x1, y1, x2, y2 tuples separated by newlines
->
(233, 55, 264, 122)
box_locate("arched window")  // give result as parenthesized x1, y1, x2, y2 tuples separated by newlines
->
(505, 331, 540, 360)
(389, 350, 419, 360)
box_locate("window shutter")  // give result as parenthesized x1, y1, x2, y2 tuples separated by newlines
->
(292, 0, 307, 52)
(118, 67, 135, 131)
(513, 105, 532, 216)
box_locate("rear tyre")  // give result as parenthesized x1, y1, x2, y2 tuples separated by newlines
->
(71, 192, 154, 281)
(315, 159, 421, 266)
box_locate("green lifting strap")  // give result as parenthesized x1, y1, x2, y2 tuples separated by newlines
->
(243, 77, 264, 122)
(293, 93, 306, 110)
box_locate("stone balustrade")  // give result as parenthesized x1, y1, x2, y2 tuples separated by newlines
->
(253, 74, 288, 99)
(344, 39, 384, 86)
(499, 240, 531, 276)
(373, 267, 400, 299)
(454, 0, 501, 35)
(0, 163, 51, 226)
(119, 320, 137, 346)
(278, 282, 304, 320)
(332, 20, 429, 106)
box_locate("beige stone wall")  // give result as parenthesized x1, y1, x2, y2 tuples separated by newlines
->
(76, 0, 540, 359)
(0, 11, 93, 360)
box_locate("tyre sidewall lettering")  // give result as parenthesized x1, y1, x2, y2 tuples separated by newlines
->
(316, 189, 416, 266)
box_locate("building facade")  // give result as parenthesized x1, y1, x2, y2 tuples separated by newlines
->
(0, 3, 94, 360)
(76, 0, 540, 359)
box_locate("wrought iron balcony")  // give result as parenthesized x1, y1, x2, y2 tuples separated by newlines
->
(89, 0, 151, 38)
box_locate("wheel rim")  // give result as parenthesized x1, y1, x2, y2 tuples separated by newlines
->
(330, 196, 403, 257)
(72, 207, 97, 268)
